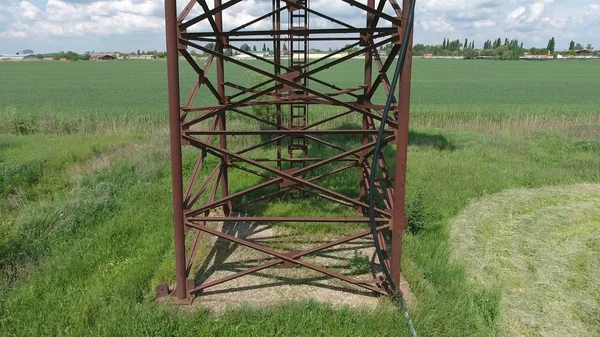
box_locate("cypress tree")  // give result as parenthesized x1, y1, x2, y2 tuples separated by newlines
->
(464, 38, 468, 49)
(547, 37, 555, 53)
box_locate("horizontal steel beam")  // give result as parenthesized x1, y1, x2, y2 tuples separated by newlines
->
(188, 224, 390, 294)
(183, 27, 395, 37)
(185, 130, 393, 135)
(187, 216, 389, 223)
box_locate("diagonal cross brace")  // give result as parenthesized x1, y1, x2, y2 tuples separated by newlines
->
(183, 133, 396, 218)
(186, 222, 390, 294)
(183, 135, 394, 218)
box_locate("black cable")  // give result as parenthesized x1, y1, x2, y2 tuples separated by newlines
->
(368, 1, 417, 336)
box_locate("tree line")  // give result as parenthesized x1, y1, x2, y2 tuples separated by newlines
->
(406, 36, 596, 60)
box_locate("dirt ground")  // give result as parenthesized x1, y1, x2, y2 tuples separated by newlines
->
(187, 220, 411, 313)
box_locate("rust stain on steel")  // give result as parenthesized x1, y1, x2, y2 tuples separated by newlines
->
(161, 0, 413, 303)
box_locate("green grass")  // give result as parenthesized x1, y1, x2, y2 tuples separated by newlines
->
(1, 59, 599, 122)
(0, 59, 599, 336)
(451, 184, 600, 337)
(0, 134, 136, 283)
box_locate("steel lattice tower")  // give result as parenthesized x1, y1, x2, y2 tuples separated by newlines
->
(159, 0, 414, 303)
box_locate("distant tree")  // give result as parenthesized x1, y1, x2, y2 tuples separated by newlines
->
(442, 38, 446, 49)
(283, 43, 288, 51)
(137, 49, 140, 56)
(569, 40, 575, 50)
(446, 39, 461, 52)
(574, 43, 584, 50)
(547, 37, 555, 53)
(204, 42, 215, 55)
(148, 50, 166, 58)
(462, 48, 477, 60)
(343, 44, 360, 53)
(52, 51, 81, 61)
(529, 47, 550, 55)
(504, 38, 509, 46)
(240, 43, 251, 52)
(252, 45, 257, 52)
(520, 42, 523, 49)
(80, 53, 90, 61)
(262, 43, 266, 52)
(328, 47, 332, 52)
(36, 54, 44, 59)
(496, 38, 502, 48)
(586, 44, 593, 50)
(464, 38, 468, 49)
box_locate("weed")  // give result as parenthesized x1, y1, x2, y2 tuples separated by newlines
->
(348, 250, 371, 274)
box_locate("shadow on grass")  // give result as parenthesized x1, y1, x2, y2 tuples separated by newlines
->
(226, 124, 455, 217)
(193, 220, 267, 285)
(192, 219, 379, 298)
(409, 131, 456, 151)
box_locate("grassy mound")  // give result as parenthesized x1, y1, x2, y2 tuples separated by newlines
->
(451, 184, 600, 336)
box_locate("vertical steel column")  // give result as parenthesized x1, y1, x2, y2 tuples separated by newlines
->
(390, 0, 414, 286)
(164, 0, 187, 301)
(215, 0, 229, 214)
(273, 0, 283, 178)
(359, 0, 376, 205)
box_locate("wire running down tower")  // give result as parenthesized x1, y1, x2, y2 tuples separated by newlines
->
(159, 0, 414, 303)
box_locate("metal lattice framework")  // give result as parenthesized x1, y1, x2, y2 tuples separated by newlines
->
(159, 0, 414, 303)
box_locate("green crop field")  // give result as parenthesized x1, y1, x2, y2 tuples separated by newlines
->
(1, 59, 599, 337)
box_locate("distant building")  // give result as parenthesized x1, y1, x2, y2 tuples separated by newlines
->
(0, 54, 37, 60)
(90, 53, 117, 61)
(522, 52, 553, 60)
(575, 49, 592, 57)
(128, 54, 158, 60)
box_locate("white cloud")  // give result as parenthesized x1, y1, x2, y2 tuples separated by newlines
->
(0, 0, 165, 39)
(525, 0, 553, 23)
(0, 29, 27, 38)
(0, 0, 599, 53)
(473, 20, 495, 29)
(508, 7, 526, 20)
(19, 1, 42, 20)
(422, 17, 455, 32)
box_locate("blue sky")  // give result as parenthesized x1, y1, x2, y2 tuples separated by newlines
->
(1, 0, 599, 54)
